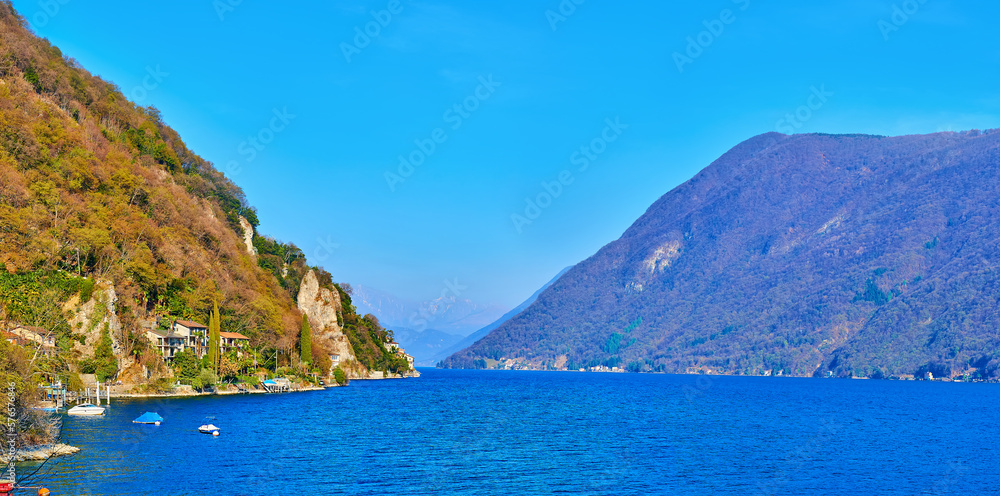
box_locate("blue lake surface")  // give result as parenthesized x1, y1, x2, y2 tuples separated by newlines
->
(22, 369, 1000, 495)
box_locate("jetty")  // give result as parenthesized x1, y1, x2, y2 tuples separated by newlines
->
(38, 381, 110, 411)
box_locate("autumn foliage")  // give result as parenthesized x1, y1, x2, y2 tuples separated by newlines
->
(0, 3, 305, 358)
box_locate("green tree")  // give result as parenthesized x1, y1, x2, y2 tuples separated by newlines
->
(191, 368, 217, 392)
(208, 301, 221, 374)
(299, 314, 312, 366)
(82, 325, 118, 382)
(333, 367, 348, 386)
(172, 349, 199, 380)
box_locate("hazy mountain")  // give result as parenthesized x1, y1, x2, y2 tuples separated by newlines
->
(352, 285, 508, 336)
(443, 131, 1000, 380)
(429, 267, 571, 366)
(391, 327, 465, 367)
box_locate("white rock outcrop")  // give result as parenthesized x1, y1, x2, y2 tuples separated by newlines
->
(239, 215, 257, 258)
(297, 270, 356, 368)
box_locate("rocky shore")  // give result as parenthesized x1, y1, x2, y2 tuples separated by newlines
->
(1, 444, 80, 463)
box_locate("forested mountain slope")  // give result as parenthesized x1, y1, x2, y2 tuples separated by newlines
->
(0, 2, 408, 389)
(444, 130, 1000, 379)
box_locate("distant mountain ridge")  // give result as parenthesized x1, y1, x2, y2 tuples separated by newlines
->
(430, 267, 571, 366)
(352, 285, 508, 336)
(443, 130, 1000, 380)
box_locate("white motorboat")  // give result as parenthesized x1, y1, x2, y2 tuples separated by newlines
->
(198, 424, 221, 436)
(67, 403, 106, 416)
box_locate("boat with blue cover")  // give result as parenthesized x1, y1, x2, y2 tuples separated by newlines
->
(133, 412, 163, 425)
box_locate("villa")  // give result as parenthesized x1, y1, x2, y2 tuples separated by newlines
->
(220, 331, 251, 355)
(145, 328, 187, 360)
(172, 320, 209, 357)
(8, 325, 57, 357)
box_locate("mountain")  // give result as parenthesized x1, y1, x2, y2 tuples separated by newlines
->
(391, 327, 465, 367)
(429, 267, 571, 366)
(352, 284, 507, 336)
(0, 3, 408, 383)
(443, 131, 1000, 380)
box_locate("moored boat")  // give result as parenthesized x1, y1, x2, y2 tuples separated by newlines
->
(133, 412, 163, 425)
(67, 403, 106, 416)
(198, 424, 220, 436)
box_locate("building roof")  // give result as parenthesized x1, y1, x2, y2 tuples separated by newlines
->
(220, 331, 250, 340)
(2, 330, 26, 345)
(174, 320, 207, 329)
(10, 325, 48, 336)
(147, 329, 184, 339)
(9, 326, 54, 345)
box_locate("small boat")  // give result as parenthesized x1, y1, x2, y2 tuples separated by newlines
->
(67, 403, 106, 416)
(198, 424, 221, 436)
(133, 412, 163, 425)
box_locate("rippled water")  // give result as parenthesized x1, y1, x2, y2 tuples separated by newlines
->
(20, 369, 1000, 495)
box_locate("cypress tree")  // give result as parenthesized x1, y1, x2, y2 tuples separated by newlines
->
(209, 301, 221, 373)
(300, 314, 312, 366)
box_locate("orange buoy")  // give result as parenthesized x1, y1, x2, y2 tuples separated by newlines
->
(38, 489, 51, 496)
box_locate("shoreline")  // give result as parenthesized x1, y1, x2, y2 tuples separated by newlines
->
(108, 371, 420, 399)
(431, 367, 1000, 383)
(1, 444, 80, 464)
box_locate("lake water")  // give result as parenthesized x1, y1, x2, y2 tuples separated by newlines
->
(21, 369, 1000, 495)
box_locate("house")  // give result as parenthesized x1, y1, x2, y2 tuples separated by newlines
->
(2, 330, 26, 347)
(145, 328, 187, 360)
(172, 320, 209, 357)
(9, 325, 57, 357)
(220, 331, 250, 355)
(10, 326, 55, 348)
(388, 343, 414, 370)
(330, 354, 341, 367)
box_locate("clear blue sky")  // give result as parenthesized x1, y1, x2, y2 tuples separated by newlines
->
(15, 0, 1000, 308)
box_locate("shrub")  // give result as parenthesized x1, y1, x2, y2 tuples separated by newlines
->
(333, 367, 348, 386)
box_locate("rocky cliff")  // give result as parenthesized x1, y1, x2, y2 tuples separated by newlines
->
(64, 280, 130, 369)
(297, 270, 356, 372)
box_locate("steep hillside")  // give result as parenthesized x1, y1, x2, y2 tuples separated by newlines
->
(0, 2, 408, 386)
(443, 131, 1000, 379)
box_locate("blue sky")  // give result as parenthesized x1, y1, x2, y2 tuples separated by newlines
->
(14, 0, 1000, 308)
